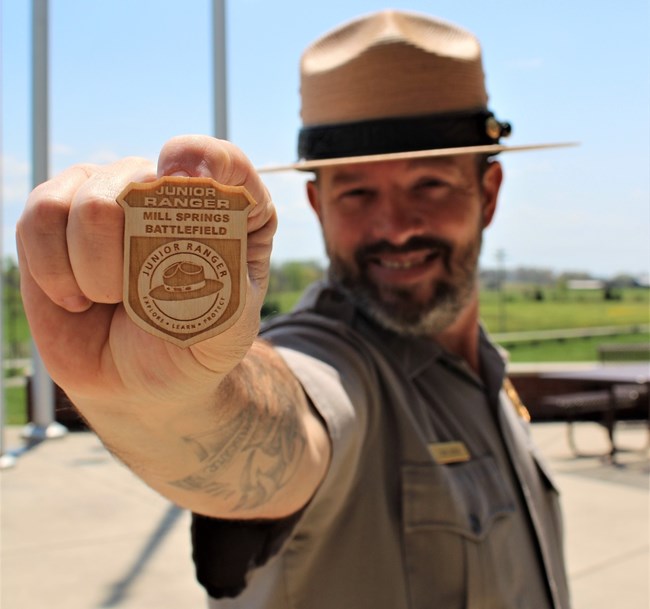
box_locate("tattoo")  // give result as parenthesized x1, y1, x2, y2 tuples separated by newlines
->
(171, 408, 255, 495)
(170, 354, 307, 511)
(235, 404, 304, 510)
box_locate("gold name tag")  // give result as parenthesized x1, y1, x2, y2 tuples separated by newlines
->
(428, 441, 471, 465)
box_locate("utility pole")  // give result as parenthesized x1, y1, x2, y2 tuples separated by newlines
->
(23, 0, 67, 442)
(212, 0, 228, 140)
(496, 249, 507, 333)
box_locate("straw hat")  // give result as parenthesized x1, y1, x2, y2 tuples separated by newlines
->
(258, 10, 573, 173)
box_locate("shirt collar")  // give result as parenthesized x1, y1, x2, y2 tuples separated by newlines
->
(295, 281, 506, 401)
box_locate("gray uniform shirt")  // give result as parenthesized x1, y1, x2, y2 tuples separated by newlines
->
(201, 282, 570, 609)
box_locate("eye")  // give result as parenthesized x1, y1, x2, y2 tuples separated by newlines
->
(337, 187, 376, 206)
(411, 177, 453, 201)
(414, 177, 447, 191)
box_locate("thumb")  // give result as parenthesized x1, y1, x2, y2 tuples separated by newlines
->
(157, 135, 269, 211)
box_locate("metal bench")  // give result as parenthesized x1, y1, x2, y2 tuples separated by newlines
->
(540, 383, 649, 459)
(598, 343, 650, 362)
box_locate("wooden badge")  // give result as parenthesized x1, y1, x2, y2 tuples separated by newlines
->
(117, 176, 255, 347)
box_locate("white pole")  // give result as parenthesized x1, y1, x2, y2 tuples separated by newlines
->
(0, 224, 16, 468)
(212, 0, 228, 140)
(23, 0, 66, 442)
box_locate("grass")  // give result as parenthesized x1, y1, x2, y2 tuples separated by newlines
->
(479, 287, 649, 333)
(3, 385, 27, 426)
(263, 290, 304, 318)
(503, 332, 650, 363)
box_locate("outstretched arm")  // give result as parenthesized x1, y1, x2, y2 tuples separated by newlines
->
(16, 135, 330, 519)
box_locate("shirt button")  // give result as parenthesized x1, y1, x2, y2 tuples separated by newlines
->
(469, 514, 481, 535)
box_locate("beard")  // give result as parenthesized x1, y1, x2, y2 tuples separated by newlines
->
(328, 230, 482, 337)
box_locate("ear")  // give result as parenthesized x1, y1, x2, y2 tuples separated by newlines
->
(306, 179, 322, 220)
(480, 161, 503, 228)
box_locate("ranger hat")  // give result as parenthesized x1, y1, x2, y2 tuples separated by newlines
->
(258, 10, 573, 173)
(149, 261, 223, 301)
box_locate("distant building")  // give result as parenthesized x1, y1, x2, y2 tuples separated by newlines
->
(634, 274, 650, 288)
(566, 279, 605, 290)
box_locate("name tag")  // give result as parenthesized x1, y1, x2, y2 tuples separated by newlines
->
(428, 441, 471, 465)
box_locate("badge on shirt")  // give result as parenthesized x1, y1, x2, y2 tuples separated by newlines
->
(428, 441, 471, 465)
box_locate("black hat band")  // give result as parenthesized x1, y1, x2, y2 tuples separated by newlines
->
(298, 109, 512, 161)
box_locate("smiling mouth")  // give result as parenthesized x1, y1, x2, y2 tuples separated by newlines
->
(370, 250, 441, 270)
(357, 237, 453, 280)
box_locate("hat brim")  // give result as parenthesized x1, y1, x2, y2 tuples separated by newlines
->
(149, 279, 223, 301)
(257, 142, 578, 174)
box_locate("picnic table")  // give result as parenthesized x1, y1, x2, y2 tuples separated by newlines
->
(539, 364, 649, 460)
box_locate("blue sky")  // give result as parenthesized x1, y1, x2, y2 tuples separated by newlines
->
(3, 0, 649, 278)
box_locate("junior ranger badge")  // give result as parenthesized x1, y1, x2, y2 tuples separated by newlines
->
(117, 176, 255, 347)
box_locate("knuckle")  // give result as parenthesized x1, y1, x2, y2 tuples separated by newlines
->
(74, 193, 122, 232)
(20, 193, 69, 237)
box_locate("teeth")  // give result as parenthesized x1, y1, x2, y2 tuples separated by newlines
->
(370, 250, 440, 270)
(380, 259, 418, 269)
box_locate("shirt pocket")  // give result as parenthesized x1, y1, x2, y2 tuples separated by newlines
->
(401, 456, 515, 609)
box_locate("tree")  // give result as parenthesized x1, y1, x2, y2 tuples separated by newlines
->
(2, 257, 25, 358)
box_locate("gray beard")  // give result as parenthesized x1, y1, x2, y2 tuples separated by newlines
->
(328, 233, 481, 337)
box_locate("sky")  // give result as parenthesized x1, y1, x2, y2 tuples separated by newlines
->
(2, 0, 649, 279)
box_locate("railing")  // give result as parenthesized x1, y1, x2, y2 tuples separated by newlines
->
(492, 324, 650, 347)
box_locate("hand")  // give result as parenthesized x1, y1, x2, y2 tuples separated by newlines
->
(17, 135, 277, 408)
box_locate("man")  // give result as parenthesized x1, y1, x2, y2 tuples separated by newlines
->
(17, 10, 571, 609)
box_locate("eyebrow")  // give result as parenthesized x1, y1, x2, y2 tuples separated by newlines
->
(406, 157, 458, 171)
(328, 157, 460, 186)
(329, 171, 366, 186)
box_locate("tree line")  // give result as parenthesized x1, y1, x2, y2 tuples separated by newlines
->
(2, 257, 326, 357)
(4, 255, 646, 356)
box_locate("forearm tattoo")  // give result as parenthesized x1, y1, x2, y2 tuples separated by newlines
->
(169, 356, 306, 511)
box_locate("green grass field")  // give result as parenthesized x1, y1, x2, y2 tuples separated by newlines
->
(264, 286, 649, 330)
(3, 385, 27, 425)
(479, 287, 649, 333)
(478, 287, 649, 361)
(263, 290, 304, 317)
(502, 331, 649, 363)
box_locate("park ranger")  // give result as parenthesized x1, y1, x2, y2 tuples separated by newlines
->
(17, 9, 571, 609)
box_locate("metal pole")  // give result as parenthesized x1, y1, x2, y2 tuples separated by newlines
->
(23, 0, 66, 442)
(1, 240, 17, 468)
(212, 0, 228, 140)
(0, 0, 11, 464)
(496, 249, 507, 334)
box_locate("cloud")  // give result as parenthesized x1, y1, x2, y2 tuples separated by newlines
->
(87, 149, 122, 164)
(2, 223, 19, 258)
(506, 57, 544, 71)
(261, 171, 311, 213)
(629, 186, 649, 201)
(1, 156, 30, 258)
(50, 147, 123, 174)
(52, 143, 75, 156)
(2, 154, 30, 201)
(504, 158, 554, 179)
(261, 171, 324, 263)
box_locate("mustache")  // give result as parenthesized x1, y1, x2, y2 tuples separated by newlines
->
(355, 236, 454, 272)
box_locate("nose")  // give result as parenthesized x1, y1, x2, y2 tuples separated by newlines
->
(368, 193, 424, 245)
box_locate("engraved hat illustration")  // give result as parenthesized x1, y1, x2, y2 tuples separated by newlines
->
(149, 261, 223, 301)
